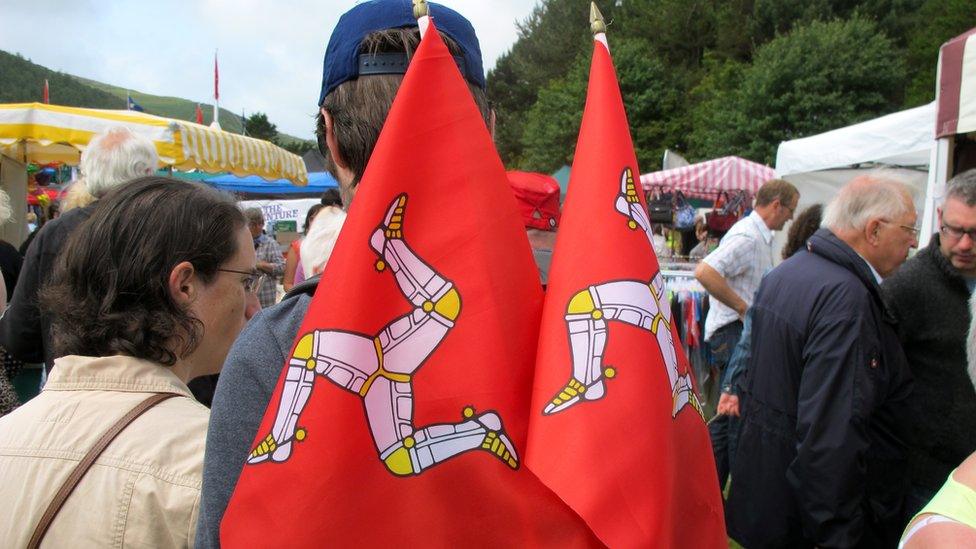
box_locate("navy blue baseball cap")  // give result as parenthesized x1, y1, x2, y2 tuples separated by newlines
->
(318, 0, 486, 106)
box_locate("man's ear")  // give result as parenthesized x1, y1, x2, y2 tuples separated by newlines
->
(169, 261, 197, 307)
(321, 108, 350, 171)
(865, 218, 884, 246)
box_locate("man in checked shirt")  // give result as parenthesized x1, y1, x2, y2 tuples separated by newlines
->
(244, 207, 286, 309)
(694, 178, 799, 492)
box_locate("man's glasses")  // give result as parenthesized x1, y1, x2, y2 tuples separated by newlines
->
(218, 268, 266, 294)
(941, 221, 976, 241)
(880, 219, 920, 237)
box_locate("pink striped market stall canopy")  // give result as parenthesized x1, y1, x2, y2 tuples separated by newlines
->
(936, 27, 976, 138)
(640, 156, 775, 200)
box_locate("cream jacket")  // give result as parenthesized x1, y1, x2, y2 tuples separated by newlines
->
(0, 355, 209, 547)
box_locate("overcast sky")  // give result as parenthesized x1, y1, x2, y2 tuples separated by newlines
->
(0, 0, 538, 138)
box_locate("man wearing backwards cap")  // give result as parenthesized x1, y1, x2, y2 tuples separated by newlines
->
(195, 2, 490, 546)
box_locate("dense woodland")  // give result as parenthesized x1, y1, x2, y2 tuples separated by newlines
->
(488, 0, 976, 173)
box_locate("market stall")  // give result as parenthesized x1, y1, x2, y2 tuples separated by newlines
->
(0, 102, 308, 246)
(204, 171, 338, 199)
(925, 27, 976, 242)
(640, 155, 774, 200)
(775, 102, 935, 251)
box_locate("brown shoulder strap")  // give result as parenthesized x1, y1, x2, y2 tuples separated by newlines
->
(27, 392, 180, 549)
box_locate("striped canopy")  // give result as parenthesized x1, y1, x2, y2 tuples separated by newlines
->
(0, 102, 307, 185)
(936, 27, 976, 138)
(640, 155, 774, 200)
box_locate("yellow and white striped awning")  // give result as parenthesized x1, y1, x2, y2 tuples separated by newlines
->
(0, 102, 307, 185)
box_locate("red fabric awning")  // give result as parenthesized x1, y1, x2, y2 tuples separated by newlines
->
(936, 27, 976, 138)
(640, 156, 774, 200)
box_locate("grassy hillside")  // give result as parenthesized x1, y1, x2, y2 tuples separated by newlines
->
(0, 49, 309, 144)
(0, 51, 122, 109)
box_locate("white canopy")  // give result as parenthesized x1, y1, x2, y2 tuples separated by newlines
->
(774, 102, 937, 253)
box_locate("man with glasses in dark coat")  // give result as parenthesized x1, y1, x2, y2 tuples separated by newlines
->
(883, 169, 976, 523)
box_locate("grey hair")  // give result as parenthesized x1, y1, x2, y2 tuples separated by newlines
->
(243, 207, 265, 225)
(0, 188, 12, 225)
(823, 171, 916, 232)
(946, 168, 976, 207)
(80, 127, 159, 198)
(969, 291, 976, 392)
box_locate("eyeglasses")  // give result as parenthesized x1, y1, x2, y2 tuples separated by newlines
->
(941, 221, 976, 241)
(782, 203, 796, 216)
(218, 268, 266, 294)
(880, 219, 920, 237)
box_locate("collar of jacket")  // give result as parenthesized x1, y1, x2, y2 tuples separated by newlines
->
(807, 228, 894, 319)
(43, 355, 195, 397)
(921, 232, 969, 291)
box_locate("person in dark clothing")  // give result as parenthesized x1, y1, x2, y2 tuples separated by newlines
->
(0, 127, 158, 371)
(883, 169, 976, 520)
(727, 174, 918, 548)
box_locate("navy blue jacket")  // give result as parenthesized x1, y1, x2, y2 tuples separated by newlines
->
(726, 229, 912, 548)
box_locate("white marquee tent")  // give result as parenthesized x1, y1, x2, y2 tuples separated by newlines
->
(774, 102, 938, 253)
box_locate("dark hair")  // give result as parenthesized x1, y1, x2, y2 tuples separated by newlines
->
(315, 27, 489, 186)
(303, 203, 325, 233)
(41, 176, 246, 365)
(782, 204, 823, 260)
(320, 188, 342, 208)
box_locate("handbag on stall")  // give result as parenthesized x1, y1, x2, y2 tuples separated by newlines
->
(672, 191, 696, 230)
(646, 185, 674, 224)
(706, 190, 745, 233)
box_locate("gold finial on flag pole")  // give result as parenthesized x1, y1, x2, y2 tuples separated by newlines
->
(413, 0, 430, 37)
(590, 2, 607, 36)
(413, 0, 429, 19)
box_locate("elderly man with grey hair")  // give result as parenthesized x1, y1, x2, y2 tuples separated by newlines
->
(883, 168, 976, 522)
(726, 173, 918, 548)
(0, 126, 158, 372)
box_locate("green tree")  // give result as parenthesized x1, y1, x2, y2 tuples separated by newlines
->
(280, 139, 315, 156)
(688, 17, 906, 164)
(488, 0, 617, 167)
(244, 112, 278, 143)
(520, 37, 687, 173)
(902, 0, 976, 107)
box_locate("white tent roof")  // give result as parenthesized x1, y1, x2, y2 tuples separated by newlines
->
(773, 102, 937, 256)
(777, 102, 934, 176)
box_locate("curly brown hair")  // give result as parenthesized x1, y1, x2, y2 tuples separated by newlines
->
(782, 204, 823, 260)
(41, 177, 246, 366)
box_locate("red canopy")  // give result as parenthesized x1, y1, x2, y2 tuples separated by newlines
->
(506, 170, 560, 230)
(936, 27, 976, 138)
(640, 156, 774, 200)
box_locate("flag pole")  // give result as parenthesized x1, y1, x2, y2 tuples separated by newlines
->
(213, 49, 220, 127)
(590, 2, 608, 48)
(413, 0, 430, 37)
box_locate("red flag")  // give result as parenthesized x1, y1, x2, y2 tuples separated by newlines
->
(222, 21, 598, 547)
(42, 79, 49, 104)
(195, 103, 204, 125)
(214, 51, 219, 101)
(526, 35, 727, 548)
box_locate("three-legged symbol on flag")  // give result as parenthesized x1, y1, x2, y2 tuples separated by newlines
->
(248, 194, 520, 476)
(543, 168, 705, 420)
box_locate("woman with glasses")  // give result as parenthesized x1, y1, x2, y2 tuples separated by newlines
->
(0, 177, 259, 546)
